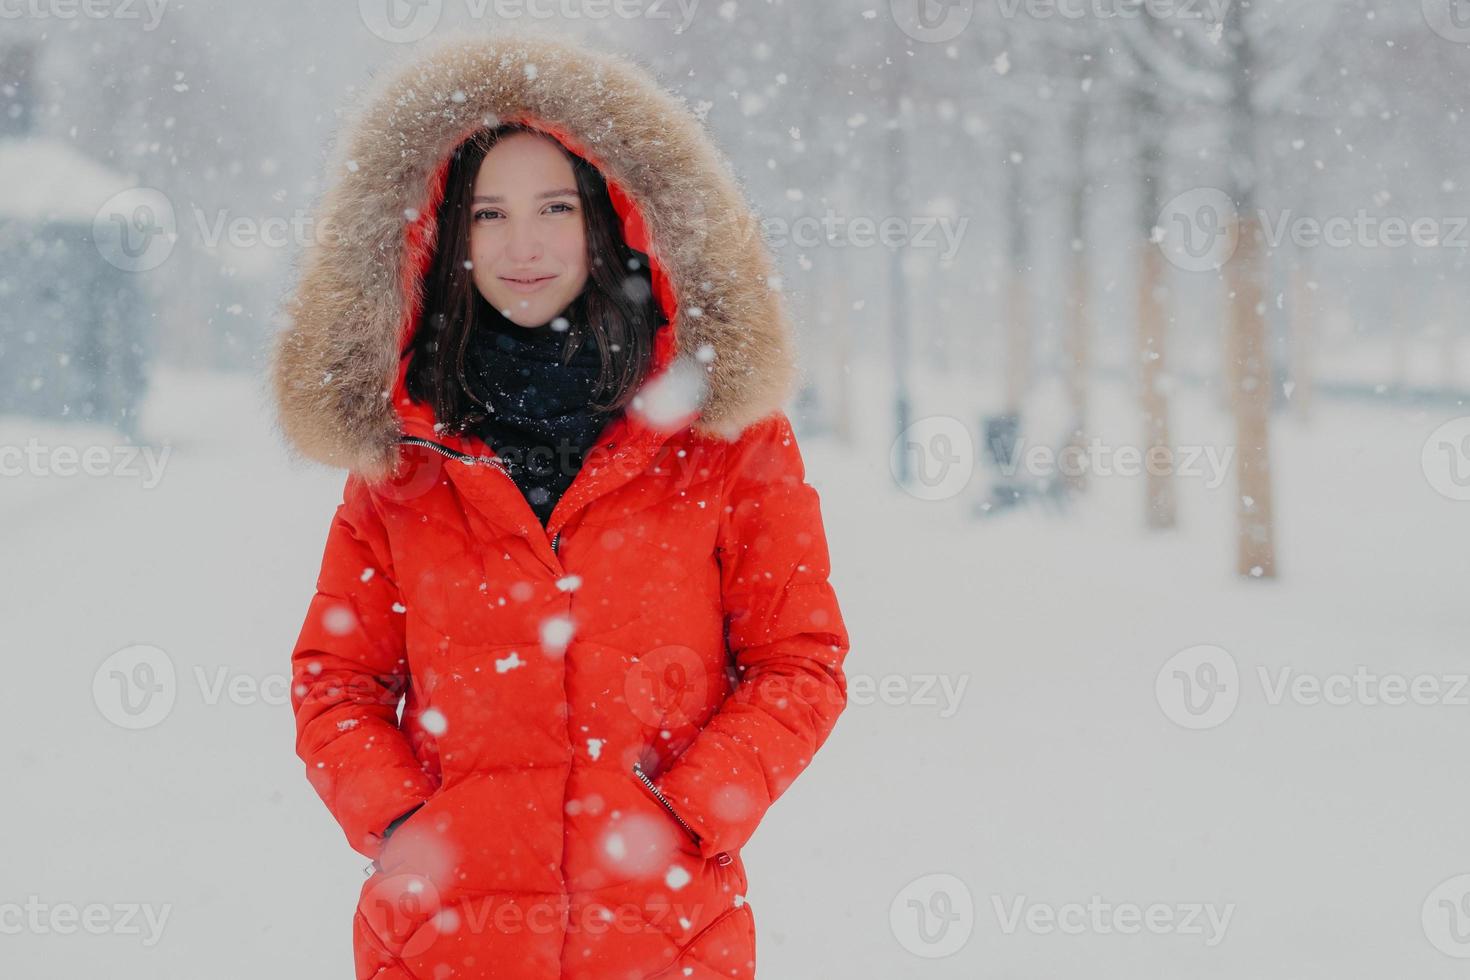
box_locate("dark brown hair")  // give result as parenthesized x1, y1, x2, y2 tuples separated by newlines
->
(403, 123, 662, 433)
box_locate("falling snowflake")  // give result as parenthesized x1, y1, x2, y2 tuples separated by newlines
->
(541, 616, 575, 655)
(420, 708, 448, 736)
(631, 357, 708, 429)
(322, 605, 355, 636)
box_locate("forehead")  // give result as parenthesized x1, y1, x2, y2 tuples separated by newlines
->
(473, 132, 578, 192)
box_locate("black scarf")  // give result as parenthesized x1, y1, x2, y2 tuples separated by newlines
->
(463, 297, 618, 527)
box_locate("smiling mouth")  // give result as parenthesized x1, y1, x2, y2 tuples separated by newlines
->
(502, 275, 554, 284)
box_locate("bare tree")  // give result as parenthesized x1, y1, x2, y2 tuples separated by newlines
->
(1221, 12, 1278, 578)
(1062, 94, 1093, 494)
(1132, 80, 1177, 529)
(1115, 0, 1343, 577)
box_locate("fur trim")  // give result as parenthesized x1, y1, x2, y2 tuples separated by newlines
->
(270, 30, 795, 479)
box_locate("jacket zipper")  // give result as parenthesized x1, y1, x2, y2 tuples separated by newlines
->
(399, 434, 503, 468)
(632, 762, 732, 866)
(400, 434, 563, 557)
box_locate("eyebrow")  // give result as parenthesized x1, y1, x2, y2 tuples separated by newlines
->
(472, 188, 579, 204)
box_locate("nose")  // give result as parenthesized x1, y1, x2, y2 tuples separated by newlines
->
(505, 217, 543, 264)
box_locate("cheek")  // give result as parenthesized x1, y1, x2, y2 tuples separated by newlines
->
(555, 225, 588, 278)
(469, 233, 502, 296)
(468, 229, 500, 268)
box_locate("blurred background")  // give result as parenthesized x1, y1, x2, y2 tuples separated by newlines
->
(4, 1, 1470, 977)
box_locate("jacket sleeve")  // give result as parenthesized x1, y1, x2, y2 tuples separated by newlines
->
(289, 473, 439, 861)
(653, 411, 850, 860)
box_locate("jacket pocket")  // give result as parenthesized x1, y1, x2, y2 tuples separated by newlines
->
(631, 761, 732, 867)
(371, 793, 437, 875)
(383, 801, 426, 841)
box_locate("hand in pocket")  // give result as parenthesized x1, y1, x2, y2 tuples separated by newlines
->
(370, 801, 426, 874)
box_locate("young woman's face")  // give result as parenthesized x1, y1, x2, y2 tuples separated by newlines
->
(469, 132, 590, 328)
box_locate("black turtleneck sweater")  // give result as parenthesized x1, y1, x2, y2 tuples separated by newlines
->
(462, 299, 620, 527)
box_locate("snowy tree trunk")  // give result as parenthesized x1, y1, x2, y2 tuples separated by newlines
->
(885, 55, 913, 484)
(1134, 83, 1174, 527)
(1063, 102, 1091, 494)
(1138, 242, 1176, 528)
(1224, 6, 1277, 580)
(1003, 142, 1031, 416)
(1289, 259, 1316, 423)
(1064, 245, 1090, 494)
(1226, 214, 1277, 578)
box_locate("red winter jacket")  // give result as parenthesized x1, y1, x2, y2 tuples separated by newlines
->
(271, 34, 850, 980)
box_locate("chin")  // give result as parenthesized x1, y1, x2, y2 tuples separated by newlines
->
(496, 304, 553, 328)
(488, 292, 578, 328)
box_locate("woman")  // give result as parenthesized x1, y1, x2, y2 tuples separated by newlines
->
(271, 33, 849, 980)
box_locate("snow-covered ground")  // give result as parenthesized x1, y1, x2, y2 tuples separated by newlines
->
(3, 361, 1469, 978)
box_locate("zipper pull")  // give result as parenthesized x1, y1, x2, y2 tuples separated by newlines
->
(716, 852, 732, 866)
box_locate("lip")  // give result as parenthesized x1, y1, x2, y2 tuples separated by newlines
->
(500, 274, 556, 293)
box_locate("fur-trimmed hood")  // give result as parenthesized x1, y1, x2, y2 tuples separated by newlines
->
(270, 31, 795, 480)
